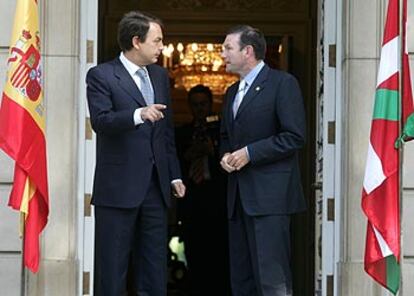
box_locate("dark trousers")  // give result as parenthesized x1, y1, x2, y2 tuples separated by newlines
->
(228, 195, 292, 296)
(94, 171, 167, 296)
(181, 191, 231, 295)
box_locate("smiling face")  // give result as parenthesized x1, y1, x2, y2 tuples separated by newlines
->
(221, 33, 248, 76)
(135, 22, 164, 66)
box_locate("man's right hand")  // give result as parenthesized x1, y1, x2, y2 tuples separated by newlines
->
(220, 152, 236, 173)
(141, 104, 167, 122)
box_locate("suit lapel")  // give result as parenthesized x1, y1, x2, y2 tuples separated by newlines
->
(113, 58, 147, 106)
(147, 65, 163, 104)
(234, 65, 269, 119)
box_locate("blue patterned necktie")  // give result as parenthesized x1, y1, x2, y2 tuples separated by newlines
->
(233, 80, 247, 118)
(136, 68, 154, 105)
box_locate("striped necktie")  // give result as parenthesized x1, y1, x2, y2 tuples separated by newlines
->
(136, 68, 154, 105)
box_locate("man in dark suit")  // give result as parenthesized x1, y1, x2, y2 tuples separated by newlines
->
(86, 11, 185, 296)
(220, 25, 306, 296)
(175, 85, 230, 295)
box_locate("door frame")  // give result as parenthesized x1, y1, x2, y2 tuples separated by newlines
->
(77, 0, 98, 295)
(79, 0, 321, 294)
(319, 0, 344, 295)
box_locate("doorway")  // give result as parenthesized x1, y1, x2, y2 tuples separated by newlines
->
(95, 1, 317, 295)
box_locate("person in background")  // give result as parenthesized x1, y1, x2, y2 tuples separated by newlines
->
(175, 84, 231, 296)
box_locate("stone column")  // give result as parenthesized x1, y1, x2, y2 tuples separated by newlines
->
(26, 0, 81, 295)
(0, 0, 81, 295)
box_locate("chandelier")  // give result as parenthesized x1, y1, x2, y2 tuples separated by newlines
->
(162, 43, 239, 95)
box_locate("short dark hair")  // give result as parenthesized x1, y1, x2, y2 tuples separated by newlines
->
(188, 84, 213, 105)
(227, 25, 266, 60)
(117, 11, 163, 52)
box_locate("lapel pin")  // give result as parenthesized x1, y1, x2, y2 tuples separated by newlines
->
(255, 86, 261, 91)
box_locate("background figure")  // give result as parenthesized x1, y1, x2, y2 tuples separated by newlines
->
(86, 11, 185, 296)
(220, 25, 306, 296)
(175, 85, 231, 296)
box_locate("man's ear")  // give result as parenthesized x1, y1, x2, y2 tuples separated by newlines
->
(132, 36, 141, 50)
(245, 45, 254, 58)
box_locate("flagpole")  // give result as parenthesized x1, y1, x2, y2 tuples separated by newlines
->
(398, 1, 404, 295)
(20, 213, 26, 296)
(398, 89, 404, 296)
(398, 87, 404, 296)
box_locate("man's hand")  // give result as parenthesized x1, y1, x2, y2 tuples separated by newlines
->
(172, 181, 186, 198)
(220, 152, 236, 173)
(227, 147, 249, 171)
(141, 104, 166, 122)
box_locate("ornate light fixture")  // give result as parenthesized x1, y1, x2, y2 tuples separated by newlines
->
(162, 43, 239, 95)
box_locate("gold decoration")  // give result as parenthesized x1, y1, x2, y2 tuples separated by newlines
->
(163, 43, 239, 95)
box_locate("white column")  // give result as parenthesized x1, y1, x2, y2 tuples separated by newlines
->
(341, 0, 382, 295)
(340, 0, 414, 295)
(25, 0, 81, 295)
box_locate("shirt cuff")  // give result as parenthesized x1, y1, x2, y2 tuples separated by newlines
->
(133, 108, 144, 125)
(245, 146, 250, 161)
(171, 179, 182, 185)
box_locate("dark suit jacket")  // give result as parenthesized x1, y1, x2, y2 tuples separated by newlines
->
(220, 64, 306, 217)
(86, 58, 181, 208)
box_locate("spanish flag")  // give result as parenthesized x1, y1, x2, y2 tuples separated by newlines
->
(0, 0, 49, 273)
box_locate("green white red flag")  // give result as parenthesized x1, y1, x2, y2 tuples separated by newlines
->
(362, 0, 400, 293)
(0, 0, 49, 273)
(362, 0, 414, 294)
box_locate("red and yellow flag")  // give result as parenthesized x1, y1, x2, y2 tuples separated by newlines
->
(0, 0, 48, 273)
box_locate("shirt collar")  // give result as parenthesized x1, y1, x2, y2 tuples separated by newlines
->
(242, 60, 265, 87)
(119, 52, 147, 76)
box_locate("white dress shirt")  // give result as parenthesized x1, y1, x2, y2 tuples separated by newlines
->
(119, 53, 182, 186)
(237, 60, 265, 160)
(119, 52, 149, 125)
